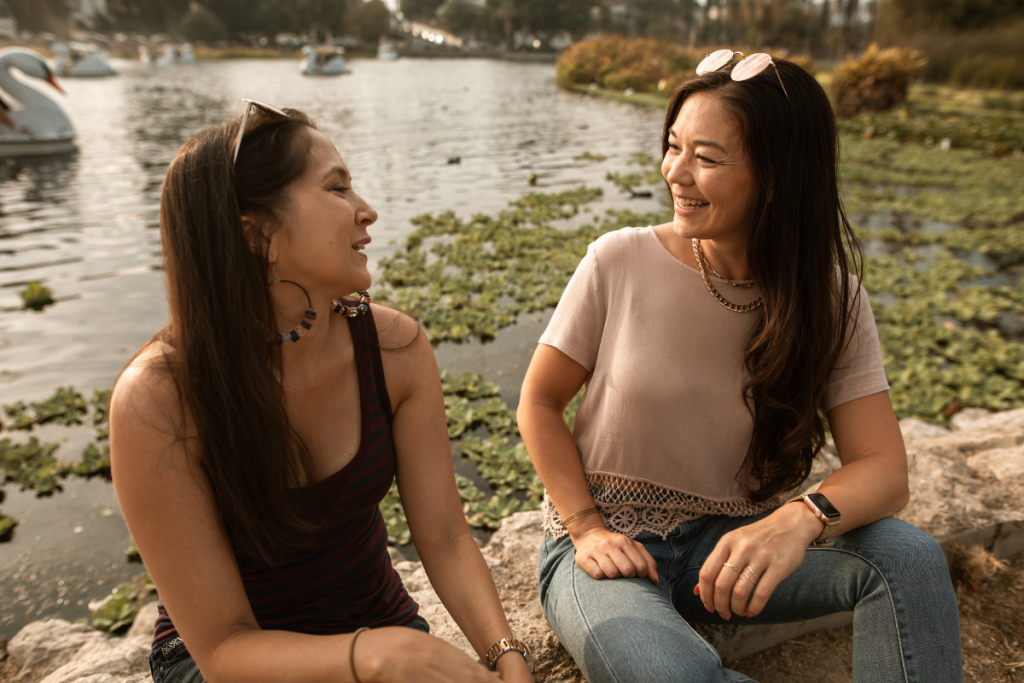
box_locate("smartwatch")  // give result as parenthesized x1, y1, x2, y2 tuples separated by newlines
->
(791, 492, 841, 547)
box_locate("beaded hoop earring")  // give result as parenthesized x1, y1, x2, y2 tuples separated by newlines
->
(331, 291, 371, 317)
(261, 275, 317, 345)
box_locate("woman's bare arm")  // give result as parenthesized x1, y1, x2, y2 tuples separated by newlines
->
(111, 346, 498, 683)
(517, 344, 658, 583)
(378, 309, 533, 682)
(697, 390, 909, 620)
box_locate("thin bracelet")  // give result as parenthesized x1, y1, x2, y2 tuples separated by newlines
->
(349, 627, 370, 683)
(561, 506, 600, 527)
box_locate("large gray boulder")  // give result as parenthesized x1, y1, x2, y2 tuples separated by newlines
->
(5, 412, 1024, 683)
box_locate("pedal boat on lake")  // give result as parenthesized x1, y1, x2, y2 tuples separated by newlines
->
(0, 48, 76, 157)
(51, 42, 116, 77)
(300, 45, 349, 76)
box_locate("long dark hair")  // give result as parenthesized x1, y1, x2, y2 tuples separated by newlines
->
(662, 60, 863, 502)
(153, 108, 323, 563)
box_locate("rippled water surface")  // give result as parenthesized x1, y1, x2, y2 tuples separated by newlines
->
(0, 57, 666, 638)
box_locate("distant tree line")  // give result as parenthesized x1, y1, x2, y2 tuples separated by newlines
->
(401, 0, 1022, 55)
(7, 0, 392, 44)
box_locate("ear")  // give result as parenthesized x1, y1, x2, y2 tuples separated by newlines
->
(241, 213, 278, 263)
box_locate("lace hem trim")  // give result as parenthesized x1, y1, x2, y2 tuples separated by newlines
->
(542, 472, 785, 540)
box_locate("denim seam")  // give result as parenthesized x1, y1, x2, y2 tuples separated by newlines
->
(569, 557, 623, 683)
(808, 547, 910, 683)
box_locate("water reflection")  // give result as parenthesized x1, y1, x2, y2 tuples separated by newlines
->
(0, 58, 666, 404)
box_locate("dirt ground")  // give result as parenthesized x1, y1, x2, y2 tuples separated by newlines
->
(729, 547, 1024, 683)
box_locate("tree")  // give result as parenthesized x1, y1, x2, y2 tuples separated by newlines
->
(101, 0, 192, 34)
(400, 0, 445, 21)
(439, 0, 481, 35)
(8, 0, 70, 34)
(347, 0, 391, 42)
(180, 5, 227, 41)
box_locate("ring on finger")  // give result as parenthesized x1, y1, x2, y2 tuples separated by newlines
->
(723, 562, 742, 574)
(743, 566, 760, 583)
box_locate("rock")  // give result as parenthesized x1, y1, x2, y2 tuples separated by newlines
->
(8, 407, 1024, 683)
(952, 406, 1024, 433)
(950, 407, 994, 431)
(966, 447, 1024, 482)
(124, 603, 158, 641)
(908, 428, 1024, 461)
(899, 418, 950, 441)
(386, 546, 406, 564)
(7, 621, 110, 683)
(6, 607, 155, 683)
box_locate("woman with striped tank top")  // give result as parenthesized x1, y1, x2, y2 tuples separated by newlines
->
(109, 103, 535, 683)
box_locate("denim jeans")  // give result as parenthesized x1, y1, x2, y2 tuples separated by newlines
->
(148, 615, 431, 683)
(539, 513, 962, 683)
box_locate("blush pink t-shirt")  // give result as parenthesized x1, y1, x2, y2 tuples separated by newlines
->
(538, 226, 890, 538)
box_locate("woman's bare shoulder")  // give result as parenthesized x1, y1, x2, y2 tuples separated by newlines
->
(110, 341, 188, 441)
(371, 303, 425, 352)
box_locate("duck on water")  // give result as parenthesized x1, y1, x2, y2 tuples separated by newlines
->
(0, 47, 76, 157)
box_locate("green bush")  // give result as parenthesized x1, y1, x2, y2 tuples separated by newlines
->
(898, 20, 1024, 89)
(556, 36, 700, 95)
(830, 44, 926, 117)
(180, 5, 226, 43)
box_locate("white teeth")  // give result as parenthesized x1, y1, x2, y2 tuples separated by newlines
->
(353, 244, 365, 251)
(676, 197, 708, 208)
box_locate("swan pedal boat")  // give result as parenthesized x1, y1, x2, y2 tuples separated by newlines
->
(51, 42, 116, 77)
(300, 46, 349, 76)
(0, 47, 76, 157)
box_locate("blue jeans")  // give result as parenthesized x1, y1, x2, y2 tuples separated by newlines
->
(149, 615, 431, 683)
(539, 513, 962, 683)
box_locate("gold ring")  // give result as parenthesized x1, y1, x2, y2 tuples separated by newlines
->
(723, 563, 742, 574)
(743, 566, 760, 582)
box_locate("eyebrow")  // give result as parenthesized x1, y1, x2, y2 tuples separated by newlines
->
(320, 166, 351, 184)
(669, 130, 727, 153)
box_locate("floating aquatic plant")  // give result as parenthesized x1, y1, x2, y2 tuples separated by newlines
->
(3, 387, 88, 431)
(19, 281, 55, 311)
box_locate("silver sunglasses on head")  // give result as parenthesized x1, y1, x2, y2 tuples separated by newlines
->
(232, 98, 290, 164)
(696, 49, 789, 99)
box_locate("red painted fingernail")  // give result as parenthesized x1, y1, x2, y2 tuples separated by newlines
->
(693, 585, 700, 595)
(746, 612, 753, 618)
(723, 614, 731, 621)
(705, 605, 713, 613)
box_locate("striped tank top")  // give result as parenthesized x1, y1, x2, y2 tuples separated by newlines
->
(153, 308, 419, 650)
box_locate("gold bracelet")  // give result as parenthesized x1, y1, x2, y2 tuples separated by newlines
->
(561, 506, 600, 527)
(349, 627, 369, 683)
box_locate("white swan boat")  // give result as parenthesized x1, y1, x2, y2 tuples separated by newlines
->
(0, 48, 76, 157)
(51, 42, 116, 77)
(300, 45, 349, 76)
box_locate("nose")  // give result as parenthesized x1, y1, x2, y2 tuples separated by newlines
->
(355, 192, 378, 228)
(663, 152, 694, 188)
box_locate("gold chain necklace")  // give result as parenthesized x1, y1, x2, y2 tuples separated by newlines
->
(692, 239, 763, 313)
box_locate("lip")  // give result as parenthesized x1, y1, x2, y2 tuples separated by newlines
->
(674, 196, 709, 217)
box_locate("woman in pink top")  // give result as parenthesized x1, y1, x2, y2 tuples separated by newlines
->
(518, 54, 961, 682)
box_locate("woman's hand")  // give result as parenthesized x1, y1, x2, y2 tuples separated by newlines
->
(696, 502, 823, 620)
(571, 520, 659, 584)
(358, 627, 499, 683)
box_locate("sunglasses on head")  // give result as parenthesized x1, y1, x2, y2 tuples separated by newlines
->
(232, 98, 290, 164)
(696, 50, 789, 100)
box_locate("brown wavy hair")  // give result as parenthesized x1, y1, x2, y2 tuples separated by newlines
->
(662, 59, 863, 502)
(151, 108, 324, 563)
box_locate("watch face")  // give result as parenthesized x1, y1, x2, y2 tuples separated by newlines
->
(806, 493, 840, 519)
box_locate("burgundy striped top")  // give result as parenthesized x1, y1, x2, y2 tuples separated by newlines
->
(153, 308, 419, 650)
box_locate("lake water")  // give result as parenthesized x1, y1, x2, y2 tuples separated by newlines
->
(0, 57, 667, 639)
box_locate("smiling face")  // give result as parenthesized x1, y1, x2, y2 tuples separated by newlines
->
(267, 129, 377, 296)
(661, 91, 758, 248)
